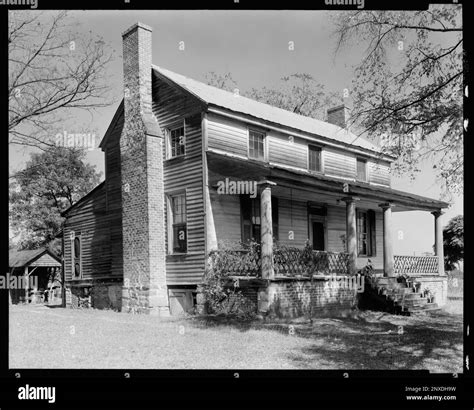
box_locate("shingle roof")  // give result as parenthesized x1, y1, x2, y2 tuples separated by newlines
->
(153, 65, 382, 154)
(9, 248, 60, 268)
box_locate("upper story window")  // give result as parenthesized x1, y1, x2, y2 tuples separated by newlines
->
(248, 130, 265, 161)
(167, 123, 185, 159)
(356, 158, 367, 182)
(308, 145, 322, 173)
(169, 193, 187, 253)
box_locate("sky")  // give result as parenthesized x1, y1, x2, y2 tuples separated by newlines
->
(9, 9, 463, 255)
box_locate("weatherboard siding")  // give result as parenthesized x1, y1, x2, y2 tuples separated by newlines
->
(104, 107, 124, 279)
(368, 161, 391, 187)
(63, 184, 117, 282)
(28, 253, 61, 268)
(208, 182, 385, 271)
(206, 112, 391, 185)
(152, 76, 206, 285)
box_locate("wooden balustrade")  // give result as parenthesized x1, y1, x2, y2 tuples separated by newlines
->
(394, 255, 440, 275)
(209, 246, 351, 277)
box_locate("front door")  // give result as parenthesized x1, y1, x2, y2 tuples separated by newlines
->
(312, 221, 325, 251)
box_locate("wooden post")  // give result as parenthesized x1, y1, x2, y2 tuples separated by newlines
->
(259, 180, 276, 280)
(24, 266, 29, 304)
(342, 197, 359, 275)
(432, 210, 445, 276)
(379, 203, 395, 277)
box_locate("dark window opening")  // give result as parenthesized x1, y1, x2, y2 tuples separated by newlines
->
(241, 196, 278, 244)
(169, 125, 185, 158)
(357, 209, 376, 256)
(249, 130, 265, 160)
(308, 145, 322, 172)
(357, 158, 367, 182)
(73, 236, 81, 278)
(171, 193, 187, 253)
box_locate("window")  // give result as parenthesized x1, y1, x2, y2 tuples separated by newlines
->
(170, 193, 187, 253)
(168, 124, 185, 158)
(248, 130, 265, 160)
(241, 196, 278, 243)
(308, 145, 322, 173)
(356, 158, 367, 182)
(72, 235, 82, 278)
(356, 210, 376, 256)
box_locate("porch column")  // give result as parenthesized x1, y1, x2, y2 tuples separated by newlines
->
(342, 197, 359, 275)
(259, 180, 276, 280)
(432, 210, 445, 275)
(379, 203, 395, 277)
(24, 266, 29, 304)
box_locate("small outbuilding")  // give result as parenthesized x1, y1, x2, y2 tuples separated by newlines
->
(8, 248, 62, 305)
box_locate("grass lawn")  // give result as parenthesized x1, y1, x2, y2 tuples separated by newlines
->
(9, 300, 463, 371)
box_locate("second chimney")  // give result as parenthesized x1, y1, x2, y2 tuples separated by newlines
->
(327, 105, 350, 129)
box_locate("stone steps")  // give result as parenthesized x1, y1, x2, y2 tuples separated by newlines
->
(363, 274, 438, 315)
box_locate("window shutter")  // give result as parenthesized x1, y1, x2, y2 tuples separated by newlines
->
(368, 210, 376, 257)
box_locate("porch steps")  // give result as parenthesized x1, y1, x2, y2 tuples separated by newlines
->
(361, 275, 438, 315)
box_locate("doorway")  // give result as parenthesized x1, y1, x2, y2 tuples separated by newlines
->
(312, 221, 325, 251)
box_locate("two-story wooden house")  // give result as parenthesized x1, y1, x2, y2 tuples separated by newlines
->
(62, 22, 449, 316)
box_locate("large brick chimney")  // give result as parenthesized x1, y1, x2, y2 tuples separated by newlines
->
(120, 23, 169, 316)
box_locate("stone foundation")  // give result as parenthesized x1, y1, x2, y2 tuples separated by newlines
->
(65, 279, 123, 311)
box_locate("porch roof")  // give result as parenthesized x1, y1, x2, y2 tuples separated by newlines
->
(207, 151, 449, 212)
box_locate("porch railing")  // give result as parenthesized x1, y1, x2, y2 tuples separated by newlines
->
(274, 248, 350, 276)
(394, 255, 440, 275)
(208, 248, 261, 276)
(208, 247, 351, 277)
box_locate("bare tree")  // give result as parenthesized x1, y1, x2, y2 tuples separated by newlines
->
(333, 5, 463, 195)
(9, 11, 116, 150)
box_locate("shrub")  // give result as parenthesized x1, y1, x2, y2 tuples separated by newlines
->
(200, 267, 254, 318)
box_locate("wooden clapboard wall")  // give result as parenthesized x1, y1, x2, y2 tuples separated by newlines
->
(206, 112, 391, 186)
(63, 183, 116, 282)
(152, 75, 206, 285)
(207, 173, 385, 271)
(63, 104, 125, 284)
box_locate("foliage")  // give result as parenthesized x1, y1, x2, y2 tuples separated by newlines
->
(443, 214, 463, 271)
(9, 146, 101, 251)
(205, 72, 340, 121)
(9, 11, 115, 150)
(200, 241, 258, 317)
(200, 267, 254, 318)
(333, 6, 463, 195)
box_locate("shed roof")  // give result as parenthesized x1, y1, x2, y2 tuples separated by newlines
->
(9, 248, 61, 268)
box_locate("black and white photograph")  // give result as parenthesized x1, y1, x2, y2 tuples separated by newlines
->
(2, 1, 469, 407)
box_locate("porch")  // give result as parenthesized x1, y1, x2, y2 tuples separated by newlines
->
(206, 151, 449, 280)
(208, 247, 444, 278)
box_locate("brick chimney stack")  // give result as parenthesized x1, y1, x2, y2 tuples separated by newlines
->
(120, 23, 169, 316)
(327, 105, 350, 129)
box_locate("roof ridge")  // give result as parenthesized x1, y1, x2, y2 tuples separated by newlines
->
(152, 65, 384, 156)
